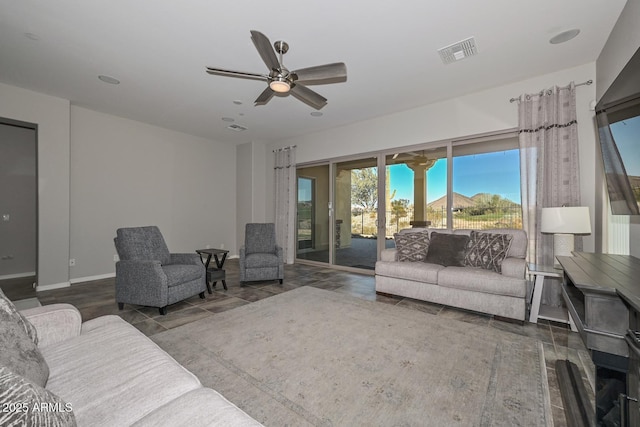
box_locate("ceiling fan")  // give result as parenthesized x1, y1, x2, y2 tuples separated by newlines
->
(206, 30, 347, 110)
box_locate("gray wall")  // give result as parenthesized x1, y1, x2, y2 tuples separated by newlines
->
(596, 0, 640, 258)
(0, 82, 71, 288)
(0, 123, 37, 277)
(69, 106, 237, 280)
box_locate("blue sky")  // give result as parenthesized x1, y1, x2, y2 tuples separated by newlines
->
(389, 149, 522, 204)
(610, 115, 640, 176)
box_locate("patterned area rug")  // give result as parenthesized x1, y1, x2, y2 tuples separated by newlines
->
(152, 286, 552, 426)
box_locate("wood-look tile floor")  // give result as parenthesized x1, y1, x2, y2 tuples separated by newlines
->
(37, 259, 590, 426)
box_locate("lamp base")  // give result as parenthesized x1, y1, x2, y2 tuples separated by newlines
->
(553, 233, 575, 267)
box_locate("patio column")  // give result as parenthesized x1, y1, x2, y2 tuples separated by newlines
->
(407, 159, 436, 226)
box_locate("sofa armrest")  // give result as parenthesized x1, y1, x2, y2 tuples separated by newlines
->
(501, 257, 526, 279)
(169, 253, 201, 266)
(380, 248, 397, 262)
(21, 303, 82, 349)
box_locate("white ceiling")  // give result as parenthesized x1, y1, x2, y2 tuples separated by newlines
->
(0, 0, 627, 144)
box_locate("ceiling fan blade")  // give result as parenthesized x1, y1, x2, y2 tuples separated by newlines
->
(205, 67, 268, 82)
(254, 87, 275, 106)
(250, 30, 280, 71)
(293, 62, 347, 85)
(290, 84, 327, 110)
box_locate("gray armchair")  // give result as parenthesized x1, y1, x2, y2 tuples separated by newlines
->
(114, 226, 206, 315)
(239, 223, 284, 284)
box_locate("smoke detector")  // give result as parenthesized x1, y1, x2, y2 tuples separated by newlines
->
(438, 37, 478, 64)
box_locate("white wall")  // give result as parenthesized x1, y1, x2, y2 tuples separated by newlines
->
(0, 82, 71, 288)
(596, 0, 640, 258)
(264, 63, 599, 252)
(69, 106, 237, 280)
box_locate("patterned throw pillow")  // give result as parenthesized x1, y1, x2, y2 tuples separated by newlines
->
(424, 232, 470, 267)
(393, 231, 430, 262)
(464, 231, 513, 273)
(0, 289, 49, 387)
(0, 366, 76, 427)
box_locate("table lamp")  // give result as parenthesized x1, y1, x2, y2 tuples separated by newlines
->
(540, 206, 591, 267)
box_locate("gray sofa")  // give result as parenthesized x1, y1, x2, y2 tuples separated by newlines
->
(375, 228, 528, 321)
(5, 300, 261, 426)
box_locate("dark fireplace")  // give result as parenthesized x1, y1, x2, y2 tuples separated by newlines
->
(557, 253, 640, 427)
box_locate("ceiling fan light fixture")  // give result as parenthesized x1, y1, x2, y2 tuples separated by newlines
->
(269, 78, 290, 93)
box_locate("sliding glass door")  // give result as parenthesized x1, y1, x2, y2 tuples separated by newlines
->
(334, 157, 379, 269)
(296, 165, 330, 263)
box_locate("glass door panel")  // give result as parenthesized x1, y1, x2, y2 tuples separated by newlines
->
(384, 147, 448, 239)
(296, 165, 330, 263)
(334, 158, 378, 269)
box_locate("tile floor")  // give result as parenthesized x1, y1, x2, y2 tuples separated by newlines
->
(37, 259, 593, 426)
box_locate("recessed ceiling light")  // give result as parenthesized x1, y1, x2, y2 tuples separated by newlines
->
(310, 112, 323, 117)
(98, 75, 120, 85)
(549, 29, 580, 44)
(221, 117, 235, 122)
(233, 100, 243, 105)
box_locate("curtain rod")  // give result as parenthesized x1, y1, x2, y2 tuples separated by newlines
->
(272, 145, 297, 153)
(509, 79, 593, 103)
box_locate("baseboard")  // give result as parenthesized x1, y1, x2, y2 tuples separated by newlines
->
(0, 271, 36, 281)
(69, 272, 115, 284)
(36, 281, 71, 292)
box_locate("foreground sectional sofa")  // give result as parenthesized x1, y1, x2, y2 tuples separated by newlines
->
(375, 228, 528, 321)
(1, 293, 261, 427)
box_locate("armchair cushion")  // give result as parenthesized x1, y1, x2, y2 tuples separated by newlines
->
(245, 223, 277, 254)
(115, 226, 171, 264)
(245, 253, 280, 269)
(163, 264, 204, 286)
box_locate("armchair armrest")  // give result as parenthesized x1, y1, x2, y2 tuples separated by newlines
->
(115, 260, 168, 305)
(21, 304, 82, 349)
(169, 253, 201, 266)
(380, 248, 397, 262)
(501, 257, 526, 279)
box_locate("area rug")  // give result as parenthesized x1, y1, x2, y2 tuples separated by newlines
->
(152, 286, 552, 426)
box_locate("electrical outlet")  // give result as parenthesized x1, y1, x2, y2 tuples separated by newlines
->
(220, 243, 224, 249)
(113, 254, 119, 262)
(69, 258, 76, 267)
(205, 244, 211, 249)
(2, 214, 9, 222)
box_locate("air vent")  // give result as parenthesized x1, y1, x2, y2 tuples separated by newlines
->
(227, 124, 247, 132)
(438, 37, 478, 64)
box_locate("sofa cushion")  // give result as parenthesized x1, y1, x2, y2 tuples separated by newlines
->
(425, 232, 469, 267)
(131, 388, 261, 427)
(375, 260, 445, 283)
(0, 288, 49, 387)
(393, 231, 430, 262)
(0, 366, 76, 426)
(41, 315, 203, 427)
(438, 266, 527, 298)
(162, 264, 203, 286)
(464, 231, 513, 273)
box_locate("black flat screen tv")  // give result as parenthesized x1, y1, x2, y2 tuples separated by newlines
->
(596, 47, 640, 215)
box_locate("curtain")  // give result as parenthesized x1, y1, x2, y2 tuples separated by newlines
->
(518, 82, 581, 306)
(274, 146, 296, 264)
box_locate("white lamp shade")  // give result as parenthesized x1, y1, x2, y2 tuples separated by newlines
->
(540, 206, 591, 234)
